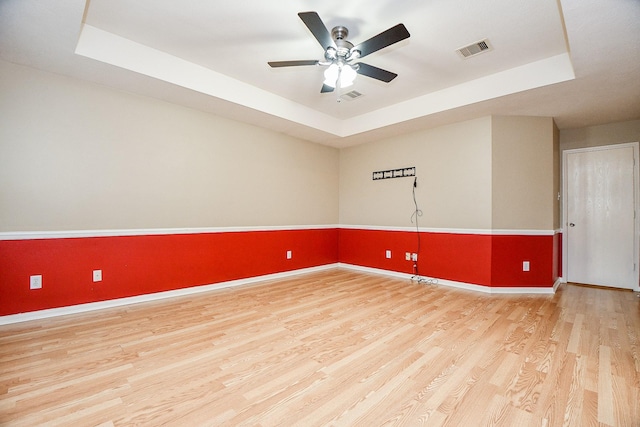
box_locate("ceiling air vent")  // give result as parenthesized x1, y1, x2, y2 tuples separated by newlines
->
(456, 39, 492, 58)
(340, 90, 363, 101)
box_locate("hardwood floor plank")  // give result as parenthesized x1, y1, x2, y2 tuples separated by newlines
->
(582, 388, 600, 427)
(612, 372, 637, 426)
(598, 345, 615, 425)
(567, 313, 584, 354)
(563, 354, 587, 426)
(489, 351, 520, 387)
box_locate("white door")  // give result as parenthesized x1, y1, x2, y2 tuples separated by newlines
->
(564, 143, 638, 289)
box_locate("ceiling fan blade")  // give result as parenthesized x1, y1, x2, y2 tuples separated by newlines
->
(355, 63, 398, 83)
(268, 60, 319, 68)
(321, 84, 335, 93)
(298, 12, 336, 50)
(352, 24, 410, 59)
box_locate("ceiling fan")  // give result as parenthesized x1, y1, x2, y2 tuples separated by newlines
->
(268, 12, 410, 93)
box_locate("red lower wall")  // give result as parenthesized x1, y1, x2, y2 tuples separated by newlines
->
(490, 234, 555, 287)
(339, 228, 558, 289)
(0, 229, 339, 316)
(1, 227, 561, 317)
(556, 232, 563, 278)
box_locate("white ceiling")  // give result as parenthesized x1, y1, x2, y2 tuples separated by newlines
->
(1, 0, 639, 148)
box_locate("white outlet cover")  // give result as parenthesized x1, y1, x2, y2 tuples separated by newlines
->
(523, 261, 530, 272)
(30, 275, 42, 289)
(385, 250, 391, 259)
(93, 270, 102, 282)
(286, 250, 292, 259)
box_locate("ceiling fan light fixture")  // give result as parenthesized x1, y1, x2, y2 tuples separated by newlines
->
(323, 63, 357, 88)
(340, 63, 357, 87)
(323, 63, 340, 87)
(348, 49, 361, 61)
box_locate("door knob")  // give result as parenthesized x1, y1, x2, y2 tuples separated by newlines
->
(569, 223, 575, 227)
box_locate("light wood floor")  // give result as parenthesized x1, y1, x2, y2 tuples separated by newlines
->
(1, 269, 639, 426)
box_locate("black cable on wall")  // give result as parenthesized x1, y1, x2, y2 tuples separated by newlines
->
(410, 176, 424, 281)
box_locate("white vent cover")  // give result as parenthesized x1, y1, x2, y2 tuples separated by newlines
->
(340, 90, 363, 101)
(457, 39, 492, 58)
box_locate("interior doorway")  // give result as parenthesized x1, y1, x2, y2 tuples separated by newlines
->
(563, 142, 639, 290)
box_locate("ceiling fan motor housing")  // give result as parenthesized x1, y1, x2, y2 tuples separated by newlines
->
(331, 26, 356, 59)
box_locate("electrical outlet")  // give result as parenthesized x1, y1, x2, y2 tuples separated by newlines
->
(286, 250, 292, 259)
(411, 253, 418, 262)
(405, 252, 411, 261)
(93, 270, 102, 282)
(385, 250, 391, 259)
(30, 275, 42, 289)
(523, 261, 530, 272)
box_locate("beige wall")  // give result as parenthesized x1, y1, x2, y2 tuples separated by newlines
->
(340, 115, 558, 231)
(491, 116, 556, 230)
(560, 119, 640, 151)
(339, 117, 493, 229)
(0, 60, 339, 231)
(0, 59, 572, 233)
(553, 122, 560, 229)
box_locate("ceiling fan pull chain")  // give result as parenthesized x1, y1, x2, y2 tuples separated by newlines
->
(336, 68, 342, 102)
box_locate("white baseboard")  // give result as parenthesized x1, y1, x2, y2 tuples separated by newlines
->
(0, 264, 339, 325)
(553, 278, 564, 292)
(338, 263, 556, 295)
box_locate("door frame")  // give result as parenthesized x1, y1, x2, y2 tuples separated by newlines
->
(562, 142, 640, 291)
